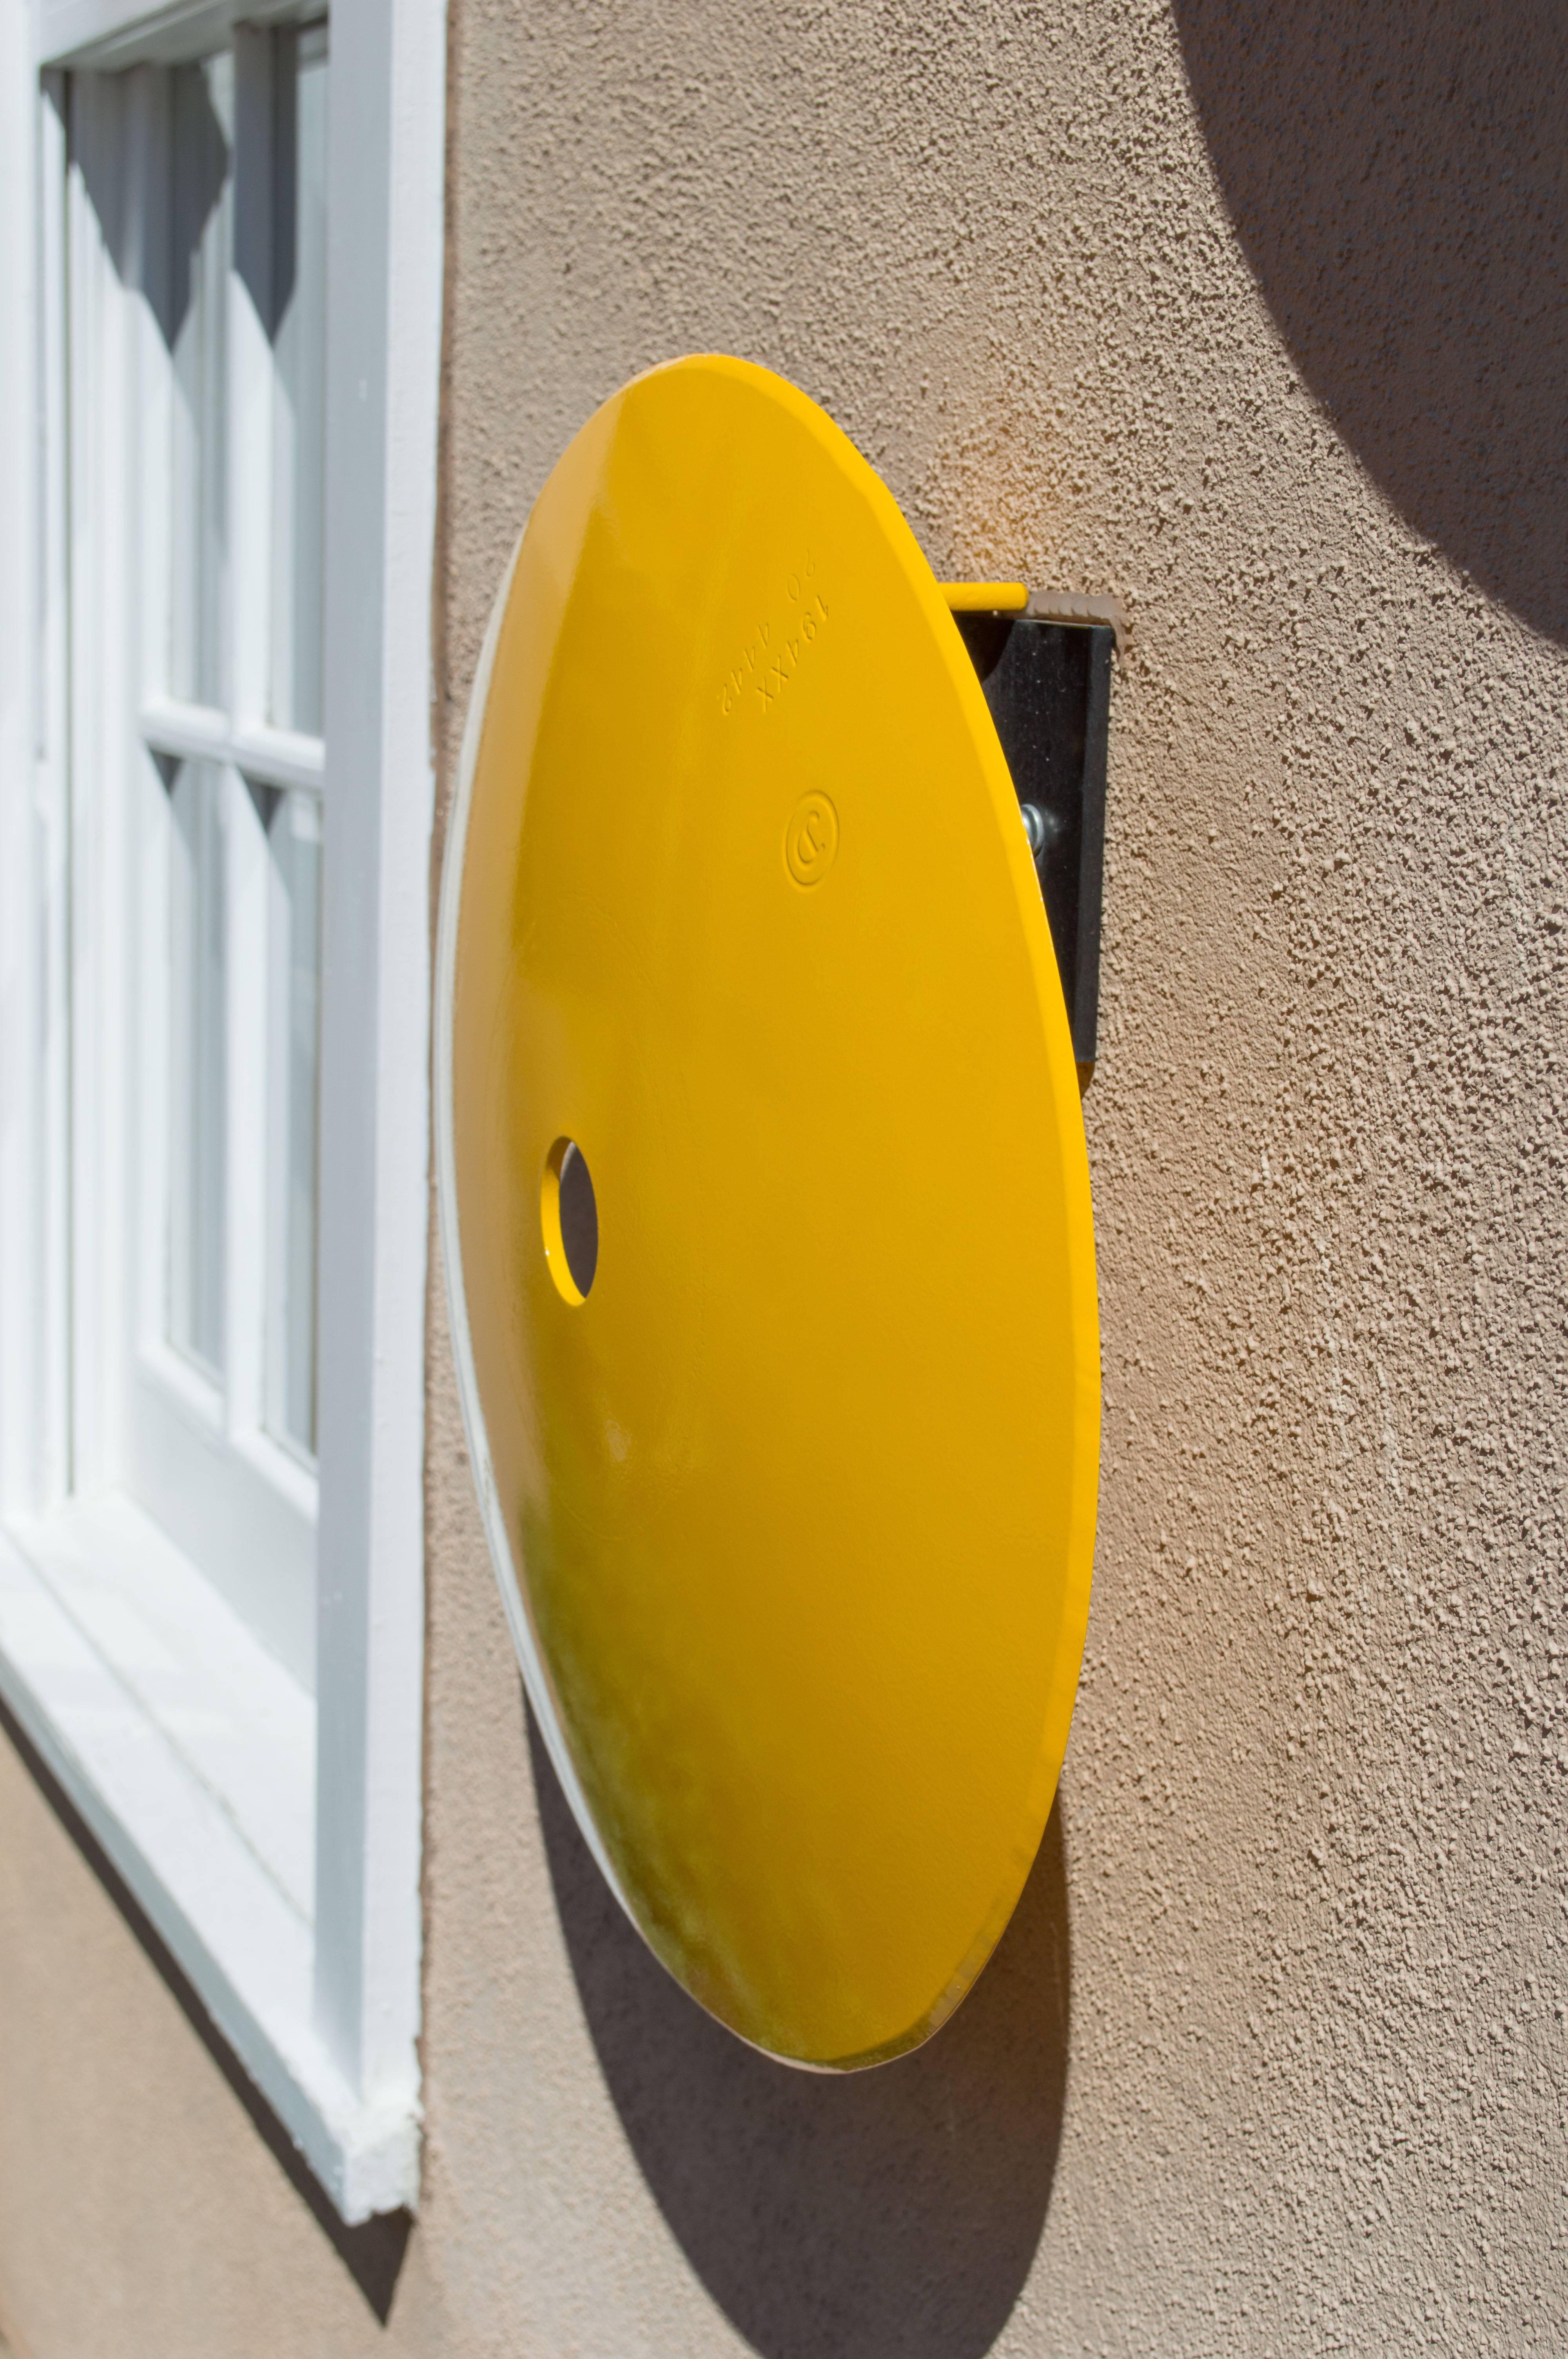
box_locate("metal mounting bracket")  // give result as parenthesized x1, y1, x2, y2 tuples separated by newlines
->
(951, 605, 1115, 1070)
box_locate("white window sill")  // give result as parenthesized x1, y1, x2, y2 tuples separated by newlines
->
(0, 1494, 418, 2222)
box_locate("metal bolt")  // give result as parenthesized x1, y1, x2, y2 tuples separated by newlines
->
(1020, 801, 1060, 857)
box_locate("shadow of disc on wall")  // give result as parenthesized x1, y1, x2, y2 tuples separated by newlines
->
(1172, 0, 1568, 648)
(528, 1702, 1071, 2359)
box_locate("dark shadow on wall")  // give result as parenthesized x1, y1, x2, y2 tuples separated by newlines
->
(1171, 0, 1568, 647)
(0, 1699, 411, 2327)
(530, 1703, 1071, 2359)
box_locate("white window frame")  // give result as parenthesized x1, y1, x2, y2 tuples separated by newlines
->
(0, 0, 443, 2225)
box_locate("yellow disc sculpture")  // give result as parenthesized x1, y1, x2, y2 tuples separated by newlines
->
(437, 356, 1100, 2068)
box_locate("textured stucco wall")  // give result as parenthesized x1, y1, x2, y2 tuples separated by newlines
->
(4, 2, 1567, 2353)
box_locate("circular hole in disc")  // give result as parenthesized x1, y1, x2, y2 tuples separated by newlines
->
(542, 1137, 598, 1301)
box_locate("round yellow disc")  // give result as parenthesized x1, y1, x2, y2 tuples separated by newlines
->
(437, 356, 1100, 2068)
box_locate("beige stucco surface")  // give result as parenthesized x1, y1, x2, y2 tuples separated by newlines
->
(4, 0, 1567, 2352)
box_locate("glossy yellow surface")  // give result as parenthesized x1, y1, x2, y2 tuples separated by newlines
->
(940, 580, 1029, 611)
(446, 356, 1099, 2067)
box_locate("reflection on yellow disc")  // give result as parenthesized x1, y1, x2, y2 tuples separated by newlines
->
(436, 356, 1099, 2068)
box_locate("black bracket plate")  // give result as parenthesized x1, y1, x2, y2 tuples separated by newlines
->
(955, 614, 1114, 1068)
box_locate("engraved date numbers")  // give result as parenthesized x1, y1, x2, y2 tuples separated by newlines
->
(719, 554, 831, 720)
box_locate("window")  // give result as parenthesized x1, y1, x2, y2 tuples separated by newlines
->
(126, 28, 329, 1684)
(0, 0, 445, 2224)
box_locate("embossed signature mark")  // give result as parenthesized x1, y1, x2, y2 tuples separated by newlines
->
(785, 792, 839, 887)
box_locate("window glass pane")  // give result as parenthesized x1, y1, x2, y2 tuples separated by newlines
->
(168, 55, 233, 709)
(169, 759, 227, 1374)
(267, 789, 322, 1454)
(269, 23, 329, 736)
